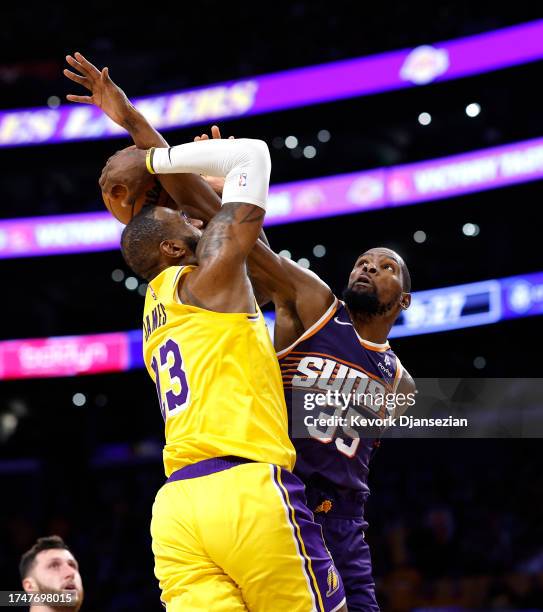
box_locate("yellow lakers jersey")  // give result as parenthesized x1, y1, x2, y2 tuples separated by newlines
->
(142, 265, 295, 476)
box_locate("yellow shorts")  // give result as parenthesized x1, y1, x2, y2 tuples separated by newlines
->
(151, 456, 346, 611)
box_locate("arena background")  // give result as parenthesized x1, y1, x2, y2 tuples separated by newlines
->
(1, 1, 543, 610)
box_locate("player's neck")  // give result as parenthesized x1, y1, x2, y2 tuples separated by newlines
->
(346, 307, 393, 345)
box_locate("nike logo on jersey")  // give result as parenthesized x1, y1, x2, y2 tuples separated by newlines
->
(334, 317, 352, 326)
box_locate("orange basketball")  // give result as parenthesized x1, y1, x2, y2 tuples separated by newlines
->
(102, 176, 171, 225)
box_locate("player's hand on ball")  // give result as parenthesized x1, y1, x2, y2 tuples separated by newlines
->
(99, 146, 149, 197)
(99, 147, 171, 224)
(64, 52, 135, 128)
(194, 125, 234, 196)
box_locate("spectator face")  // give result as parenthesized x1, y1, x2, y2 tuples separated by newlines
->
(22, 548, 83, 610)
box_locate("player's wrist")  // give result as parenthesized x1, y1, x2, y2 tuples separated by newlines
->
(146, 147, 157, 174)
(120, 104, 148, 133)
(115, 102, 138, 128)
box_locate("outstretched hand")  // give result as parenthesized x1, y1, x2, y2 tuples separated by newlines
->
(64, 52, 135, 128)
(194, 125, 234, 196)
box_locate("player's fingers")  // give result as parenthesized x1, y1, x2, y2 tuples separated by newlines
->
(200, 133, 209, 140)
(63, 69, 90, 88)
(74, 51, 101, 76)
(99, 167, 108, 188)
(65, 54, 87, 76)
(194, 135, 201, 141)
(229, 135, 235, 139)
(101, 67, 113, 86)
(66, 94, 93, 104)
(211, 125, 221, 139)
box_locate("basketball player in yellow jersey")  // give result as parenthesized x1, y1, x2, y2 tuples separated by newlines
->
(64, 52, 347, 612)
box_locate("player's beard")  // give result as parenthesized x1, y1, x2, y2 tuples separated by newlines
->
(33, 579, 83, 611)
(342, 285, 397, 316)
(185, 235, 199, 254)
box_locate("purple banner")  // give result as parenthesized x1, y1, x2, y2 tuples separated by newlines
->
(2, 20, 543, 147)
(259, 135, 543, 224)
(0, 212, 123, 258)
(2, 135, 543, 259)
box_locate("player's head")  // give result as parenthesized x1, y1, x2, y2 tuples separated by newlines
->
(20, 536, 83, 610)
(121, 205, 203, 280)
(343, 247, 411, 319)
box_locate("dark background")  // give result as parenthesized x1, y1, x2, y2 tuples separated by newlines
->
(1, 1, 542, 610)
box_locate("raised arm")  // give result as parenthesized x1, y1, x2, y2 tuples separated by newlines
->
(144, 137, 271, 312)
(189, 133, 334, 341)
(148, 137, 269, 258)
(64, 52, 221, 223)
(147, 138, 334, 325)
(248, 241, 335, 349)
(64, 54, 334, 328)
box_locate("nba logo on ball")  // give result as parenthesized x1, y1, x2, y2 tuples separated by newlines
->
(326, 564, 340, 597)
(239, 172, 247, 187)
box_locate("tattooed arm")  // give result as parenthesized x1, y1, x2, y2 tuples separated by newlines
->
(180, 202, 266, 312)
(145, 138, 271, 313)
(64, 52, 222, 222)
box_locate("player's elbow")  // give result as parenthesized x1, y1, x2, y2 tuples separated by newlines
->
(222, 139, 271, 210)
(242, 138, 271, 176)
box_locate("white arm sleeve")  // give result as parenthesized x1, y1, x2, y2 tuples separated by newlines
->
(150, 138, 271, 210)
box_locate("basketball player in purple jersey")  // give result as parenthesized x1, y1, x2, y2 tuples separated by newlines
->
(249, 243, 416, 612)
(66, 58, 415, 610)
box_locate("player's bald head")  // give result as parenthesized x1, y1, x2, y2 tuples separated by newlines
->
(360, 247, 411, 292)
(121, 206, 170, 280)
(121, 206, 201, 281)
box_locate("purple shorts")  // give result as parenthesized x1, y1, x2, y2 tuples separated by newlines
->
(304, 487, 379, 612)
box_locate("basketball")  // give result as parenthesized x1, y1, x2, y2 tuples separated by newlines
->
(102, 176, 170, 225)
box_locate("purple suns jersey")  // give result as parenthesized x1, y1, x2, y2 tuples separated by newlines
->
(278, 298, 404, 517)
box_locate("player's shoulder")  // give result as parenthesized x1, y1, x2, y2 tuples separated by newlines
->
(396, 365, 416, 395)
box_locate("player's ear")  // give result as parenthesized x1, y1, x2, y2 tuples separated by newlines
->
(160, 239, 186, 259)
(22, 576, 36, 592)
(400, 293, 411, 310)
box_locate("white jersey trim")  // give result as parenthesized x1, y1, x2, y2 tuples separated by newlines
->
(339, 301, 391, 351)
(359, 337, 390, 351)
